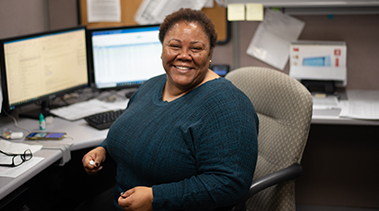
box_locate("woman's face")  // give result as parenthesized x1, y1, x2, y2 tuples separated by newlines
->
(161, 21, 212, 92)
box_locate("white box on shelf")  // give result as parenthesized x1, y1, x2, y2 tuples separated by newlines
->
(289, 41, 347, 87)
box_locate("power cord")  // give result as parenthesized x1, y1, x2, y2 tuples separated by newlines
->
(2, 108, 31, 134)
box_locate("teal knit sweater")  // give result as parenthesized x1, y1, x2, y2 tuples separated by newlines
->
(100, 74, 258, 211)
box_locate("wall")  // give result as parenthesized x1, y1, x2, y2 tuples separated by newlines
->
(1, 2, 378, 90)
(211, 13, 379, 90)
(47, 0, 78, 31)
(0, 0, 48, 39)
(0, 0, 77, 39)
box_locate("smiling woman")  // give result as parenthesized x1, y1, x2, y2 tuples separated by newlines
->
(161, 21, 217, 101)
(159, 8, 219, 102)
(79, 8, 259, 211)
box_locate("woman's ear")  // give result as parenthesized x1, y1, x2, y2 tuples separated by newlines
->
(208, 50, 213, 61)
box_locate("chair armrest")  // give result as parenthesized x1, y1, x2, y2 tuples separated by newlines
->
(232, 163, 303, 211)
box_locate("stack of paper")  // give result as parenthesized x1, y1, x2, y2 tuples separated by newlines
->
(312, 95, 340, 110)
(0, 140, 44, 178)
(339, 90, 379, 120)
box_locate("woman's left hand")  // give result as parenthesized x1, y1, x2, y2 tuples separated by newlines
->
(118, 186, 153, 211)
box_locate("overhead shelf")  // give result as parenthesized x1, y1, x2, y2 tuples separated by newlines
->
(222, 0, 379, 7)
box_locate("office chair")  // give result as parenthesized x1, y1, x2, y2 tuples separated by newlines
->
(225, 67, 313, 211)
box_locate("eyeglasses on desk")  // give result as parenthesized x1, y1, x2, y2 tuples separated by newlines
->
(0, 149, 33, 167)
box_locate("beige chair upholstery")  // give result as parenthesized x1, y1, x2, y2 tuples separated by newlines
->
(225, 66, 313, 211)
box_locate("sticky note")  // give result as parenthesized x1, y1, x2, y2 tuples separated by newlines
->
(246, 3, 263, 21)
(227, 4, 245, 21)
(315, 93, 327, 98)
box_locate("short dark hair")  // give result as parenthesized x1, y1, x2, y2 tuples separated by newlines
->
(159, 8, 218, 51)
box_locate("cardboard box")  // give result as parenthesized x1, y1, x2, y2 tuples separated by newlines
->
(289, 41, 347, 87)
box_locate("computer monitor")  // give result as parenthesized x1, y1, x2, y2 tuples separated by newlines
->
(87, 25, 165, 90)
(0, 26, 89, 118)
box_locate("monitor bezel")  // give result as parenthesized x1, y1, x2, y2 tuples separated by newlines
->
(86, 24, 162, 91)
(0, 26, 90, 115)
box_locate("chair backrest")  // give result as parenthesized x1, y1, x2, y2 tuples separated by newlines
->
(225, 67, 313, 211)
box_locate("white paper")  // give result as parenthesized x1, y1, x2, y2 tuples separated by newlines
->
(204, 0, 214, 8)
(339, 90, 379, 120)
(87, 0, 121, 23)
(135, 0, 209, 25)
(0, 157, 44, 178)
(0, 140, 42, 154)
(227, 4, 245, 21)
(246, 9, 305, 70)
(313, 95, 340, 110)
(50, 99, 128, 121)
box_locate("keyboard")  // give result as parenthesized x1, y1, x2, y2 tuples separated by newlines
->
(84, 109, 125, 130)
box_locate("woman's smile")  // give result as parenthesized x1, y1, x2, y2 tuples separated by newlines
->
(174, 65, 192, 72)
(161, 21, 212, 94)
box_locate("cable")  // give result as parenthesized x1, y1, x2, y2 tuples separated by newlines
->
(65, 135, 75, 142)
(2, 108, 31, 134)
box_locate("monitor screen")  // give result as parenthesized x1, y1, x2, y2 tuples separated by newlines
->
(88, 25, 165, 90)
(0, 26, 89, 118)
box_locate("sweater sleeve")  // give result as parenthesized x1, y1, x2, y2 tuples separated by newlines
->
(152, 90, 259, 211)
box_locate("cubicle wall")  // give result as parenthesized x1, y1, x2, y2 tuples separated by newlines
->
(1, 0, 378, 90)
(235, 14, 379, 90)
(0, 0, 49, 39)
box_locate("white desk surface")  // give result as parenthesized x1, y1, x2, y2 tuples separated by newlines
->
(0, 149, 61, 200)
(311, 90, 379, 126)
(7, 117, 109, 150)
(312, 109, 379, 126)
(0, 117, 109, 201)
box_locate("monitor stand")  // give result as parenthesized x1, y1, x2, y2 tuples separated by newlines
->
(18, 100, 55, 120)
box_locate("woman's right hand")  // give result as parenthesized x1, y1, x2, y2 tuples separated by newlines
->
(82, 146, 107, 175)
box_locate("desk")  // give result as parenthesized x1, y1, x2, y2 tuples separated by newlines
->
(301, 95, 379, 209)
(1, 93, 378, 209)
(0, 149, 61, 200)
(312, 108, 379, 126)
(312, 92, 379, 126)
(0, 117, 109, 203)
